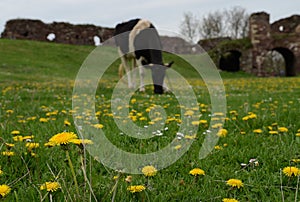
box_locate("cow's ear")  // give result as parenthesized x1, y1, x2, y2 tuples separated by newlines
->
(165, 61, 174, 68)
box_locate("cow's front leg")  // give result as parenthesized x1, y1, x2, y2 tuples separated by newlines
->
(139, 66, 145, 92)
(136, 59, 145, 92)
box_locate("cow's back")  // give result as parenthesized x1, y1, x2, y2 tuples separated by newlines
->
(114, 19, 140, 54)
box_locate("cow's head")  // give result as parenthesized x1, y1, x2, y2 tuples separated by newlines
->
(149, 61, 174, 94)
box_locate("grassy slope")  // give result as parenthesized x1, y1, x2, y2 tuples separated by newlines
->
(0, 38, 254, 82)
(0, 39, 95, 81)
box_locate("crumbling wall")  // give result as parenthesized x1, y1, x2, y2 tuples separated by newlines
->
(1, 19, 115, 45)
(249, 12, 300, 76)
(271, 15, 300, 33)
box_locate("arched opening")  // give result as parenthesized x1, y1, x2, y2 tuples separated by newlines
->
(46, 33, 56, 41)
(274, 47, 295, 76)
(219, 50, 241, 72)
(93, 36, 101, 46)
(263, 48, 295, 76)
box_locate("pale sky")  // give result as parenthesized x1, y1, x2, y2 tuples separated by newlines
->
(0, 0, 299, 37)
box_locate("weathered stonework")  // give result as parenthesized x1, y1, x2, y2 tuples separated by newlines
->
(1, 19, 114, 45)
(199, 12, 300, 76)
(250, 12, 300, 76)
(1, 18, 198, 54)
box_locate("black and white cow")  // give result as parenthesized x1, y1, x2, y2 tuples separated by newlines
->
(114, 18, 173, 94)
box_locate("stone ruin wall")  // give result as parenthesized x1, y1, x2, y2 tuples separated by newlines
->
(249, 12, 300, 76)
(199, 12, 300, 76)
(1, 19, 115, 45)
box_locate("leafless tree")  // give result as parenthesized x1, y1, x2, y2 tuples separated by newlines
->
(179, 12, 199, 43)
(225, 6, 249, 39)
(180, 7, 250, 41)
(199, 10, 226, 39)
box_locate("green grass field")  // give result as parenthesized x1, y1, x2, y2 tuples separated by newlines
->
(0, 38, 300, 202)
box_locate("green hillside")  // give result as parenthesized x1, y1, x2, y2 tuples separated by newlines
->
(0, 39, 97, 81)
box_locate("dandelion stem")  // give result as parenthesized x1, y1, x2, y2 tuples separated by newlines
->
(111, 173, 121, 202)
(280, 169, 285, 202)
(295, 175, 299, 202)
(66, 150, 80, 197)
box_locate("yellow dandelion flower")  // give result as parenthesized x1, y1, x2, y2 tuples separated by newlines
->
(130, 98, 137, 104)
(30, 152, 37, 157)
(40, 181, 61, 192)
(6, 109, 14, 114)
(296, 133, 300, 137)
(22, 136, 34, 141)
(18, 119, 26, 123)
(212, 123, 223, 129)
(2, 151, 14, 156)
(191, 121, 200, 126)
(222, 198, 239, 202)
(226, 179, 243, 189)
(269, 131, 278, 135)
(217, 129, 228, 137)
(248, 113, 257, 119)
(69, 139, 93, 145)
(214, 112, 224, 116)
(44, 142, 56, 147)
(292, 159, 300, 163)
(48, 132, 78, 146)
(199, 120, 208, 124)
(242, 113, 257, 121)
(184, 110, 194, 116)
(142, 165, 157, 177)
(127, 185, 146, 193)
(25, 143, 40, 151)
(253, 129, 263, 134)
(113, 176, 119, 180)
(64, 120, 71, 126)
(278, 127, 288, 133)
(185, 134, 197, 140)
(0, 184, 11, 197)
(174, 145, 182, 150)
(0, 169, 3, 175)
(5, 143, 14, 148)
(27, 116, 37, 121)
(93, 123, 104, 129)
(39, 118, 48, 123)
(11, 130, 20, 135)
(282, 166, 300, 177)
(139, 117, 147, 121)
(189, 168, 205, 176)
(229, 110, 238, 115)
(214, 145, 222, 150)
(211, 117, 220, 121)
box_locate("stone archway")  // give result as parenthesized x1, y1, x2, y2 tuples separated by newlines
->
(219, 50, 242, 72)
(273, 47, 296, 76)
